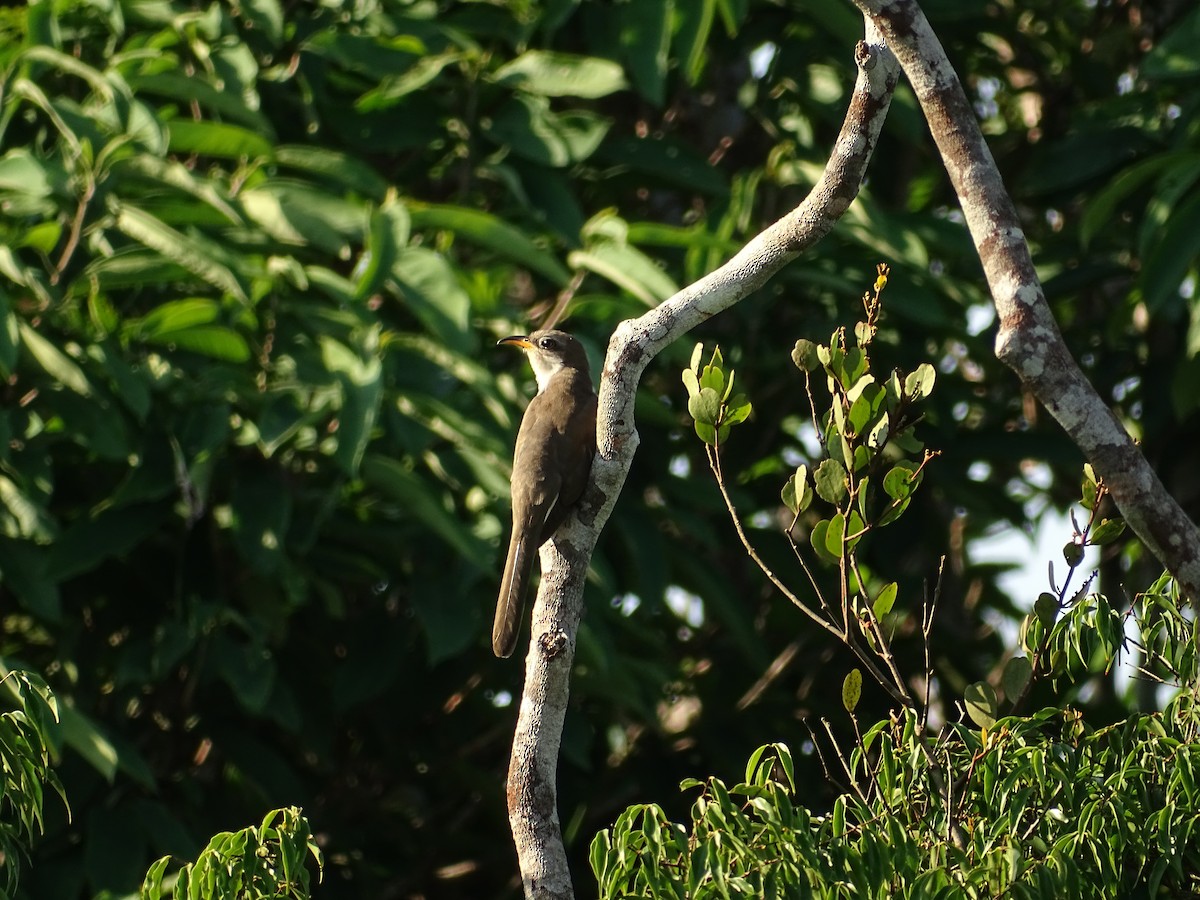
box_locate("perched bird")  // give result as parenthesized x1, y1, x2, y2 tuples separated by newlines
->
(493, 330, 597, 658)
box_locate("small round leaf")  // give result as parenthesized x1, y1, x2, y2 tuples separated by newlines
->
(1002, 656, 1032, 700)
(814, 458, 848, 503)
(964, 681, 997, 730)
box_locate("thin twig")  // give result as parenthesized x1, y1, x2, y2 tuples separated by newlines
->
(822, 718, 871, 808)
(707, 446, 845, 643)
(50, 174, 95, 286)
(540, 270, 586, 331)
(707, 444, 907, 706)
(921, 556, 946, 731)
(849, 554, 913, 706)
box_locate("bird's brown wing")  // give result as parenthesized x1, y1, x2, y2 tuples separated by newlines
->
(538, 386, 596, 544)
(493, 393, 565, 658)
(493, 372, 596, 659)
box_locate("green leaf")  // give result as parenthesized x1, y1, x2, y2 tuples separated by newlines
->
(0, 148, 63, 198)
(18, 322, 92, 395)
(814, 458, 847, 504)
(847, 382, 882, 435)
(1142, 7, 1200, 79)
(781, 465, 811, 515)
(844, 509, 866, 552)
(356, 198, 410, 300)
(699, 361, 726, 397)
(241, 180, 364, 256)
(1063, 540, 1084, 568)
(0, 474, 53, 541)
(114, 204, 247, 302)
(724, 394, 752, 426)
(124, 298, 219, 337)
(1002, 656, 1032, 700)
(143, 326, 251, 362)
(824, 511, 846, 559)
(872, 582, 897, 619)
(357, 52, 461, 109)
(20, 45, 114, 100)
(569, 242, 679, 305)
(618, 0, 670, 103)
(493, 51, 628, 98)
(882, 463, 919, 500)
(866, 410, 891, 449)
(854, 320, 872, 346)
(1088, 517, 1126, 546)
(240, 0, 284, 45)
(392, 247, 472, 353)
(964, 681, 997, 730)
(1035, 592, 1060, 627)
(688, 387, 722, 426)
(127, 72, 274, 135)
(1080, 152, 1198, 247)
(273, 145, 389, 199)
(1141, 190, 1200, 314)
(410, 204, 570, 285)
(791, 339, 820, 373)
(115, 154, 244, 225)
(904, 362, 936, 400)
(841, 669, 862, 714)
(166, 119, 273, 159)
(58, 705, 120, 783)
(809, 519, 837, 564)
(1081, 474, 1098, 511)
(681, 366, 700, 398)
(484, 94, 610, 167)
(320, 336, 383, 475)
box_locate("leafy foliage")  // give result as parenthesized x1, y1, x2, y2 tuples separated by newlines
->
(595, 678, 1200, 898)
(0, 0, 1197, 895)
(141, 807, 321, 900)
(0, 671, 65, 900)
(598, 302, 1200, 894)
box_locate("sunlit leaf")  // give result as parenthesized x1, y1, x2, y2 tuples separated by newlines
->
(493, 51, 628, 98)
(965, 682, 997, 730)
(114, 204, 247, 302)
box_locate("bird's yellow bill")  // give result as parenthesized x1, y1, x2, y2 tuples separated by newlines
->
(498, 335, 533, 349)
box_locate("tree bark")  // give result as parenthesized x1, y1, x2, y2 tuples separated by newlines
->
(503, 18, 900, 899)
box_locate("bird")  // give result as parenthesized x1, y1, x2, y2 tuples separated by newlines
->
(493, 330, 597, 658)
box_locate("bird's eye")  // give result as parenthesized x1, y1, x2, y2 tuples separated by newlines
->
(538, 337, 556, 350)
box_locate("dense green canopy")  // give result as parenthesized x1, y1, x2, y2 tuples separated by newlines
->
(0, 0, 1197, 896)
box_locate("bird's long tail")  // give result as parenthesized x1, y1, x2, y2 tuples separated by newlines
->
(493, 528, 534, 658)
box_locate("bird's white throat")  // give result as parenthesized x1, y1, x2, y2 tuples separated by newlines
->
(528, 352, 565, 395)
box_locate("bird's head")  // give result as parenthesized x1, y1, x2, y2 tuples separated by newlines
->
(498, 330, 589, 393)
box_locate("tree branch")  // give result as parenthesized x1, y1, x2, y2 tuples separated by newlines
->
(847, 0, 1200, 600)
(503, 19, 900, 899)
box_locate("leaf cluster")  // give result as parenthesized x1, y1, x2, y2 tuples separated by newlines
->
(0, 671, 65, 900)
(594, 574, 1200, 898)
(140, 807, 321, 900)
(682, 344, 753, 447)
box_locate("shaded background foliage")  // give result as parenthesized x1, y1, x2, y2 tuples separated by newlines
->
(0, 0, 1197, 896)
